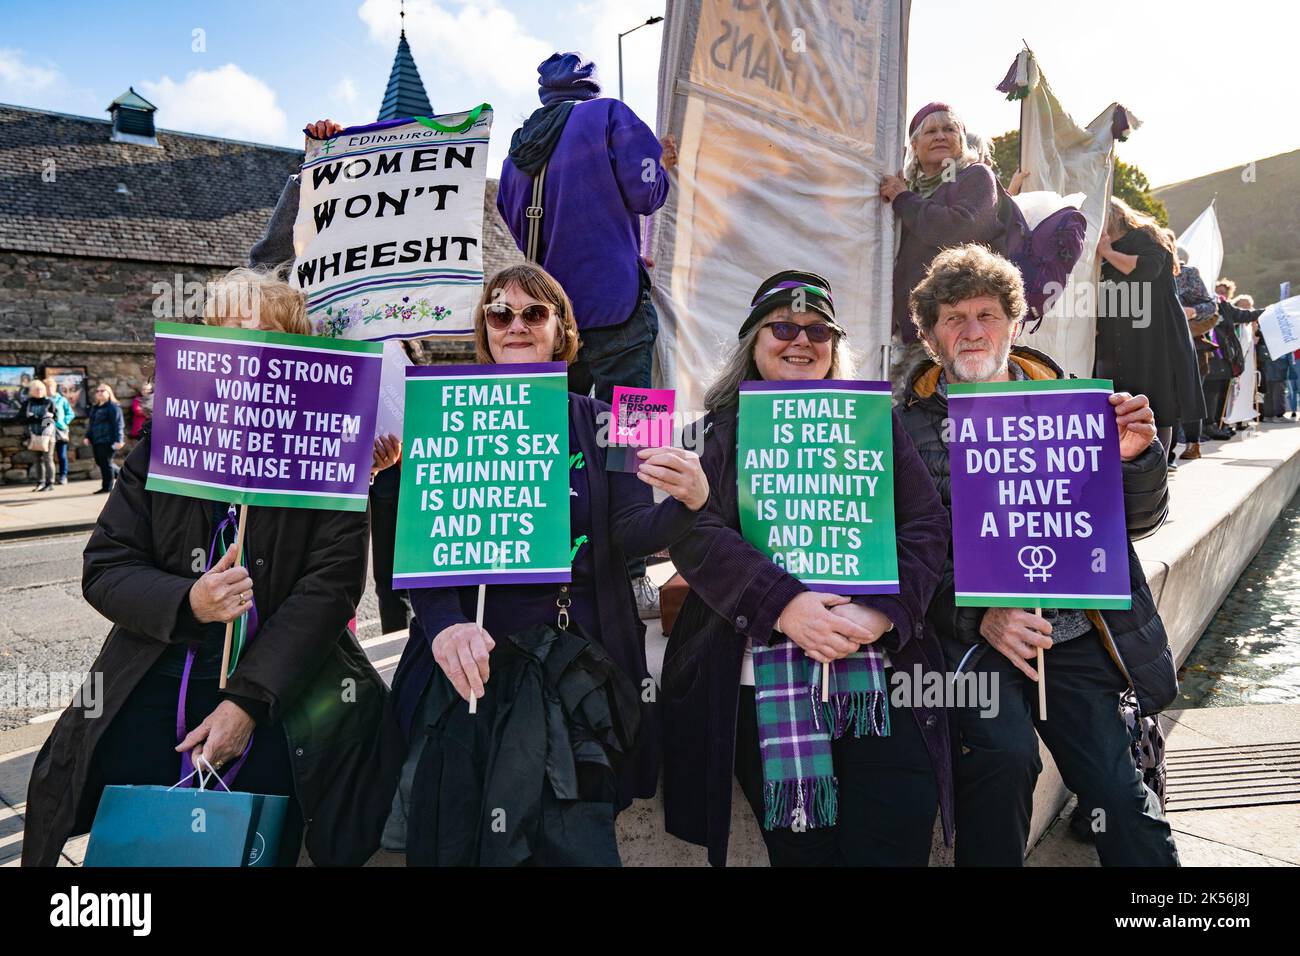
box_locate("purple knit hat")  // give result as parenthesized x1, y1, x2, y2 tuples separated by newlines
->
(909, 101, 955, 136)
(538, 52, 602, 106)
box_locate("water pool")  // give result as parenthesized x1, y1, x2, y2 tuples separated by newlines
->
(1178, 489, 1300, 707)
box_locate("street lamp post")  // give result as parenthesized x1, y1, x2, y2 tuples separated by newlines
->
(618, 15, 664, 102)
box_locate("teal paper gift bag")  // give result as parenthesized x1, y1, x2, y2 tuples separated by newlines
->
(84, 784, 289, 867)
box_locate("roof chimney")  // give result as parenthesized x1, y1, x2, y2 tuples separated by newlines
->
(107, 87, 160, 147)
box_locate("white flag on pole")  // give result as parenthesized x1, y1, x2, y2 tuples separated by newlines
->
(1177, 204, 1224, 297)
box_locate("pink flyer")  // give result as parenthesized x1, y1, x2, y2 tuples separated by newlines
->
(608, 386, 675, 472)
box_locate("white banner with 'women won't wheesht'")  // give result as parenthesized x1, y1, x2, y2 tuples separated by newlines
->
(290, 106, 494, 341)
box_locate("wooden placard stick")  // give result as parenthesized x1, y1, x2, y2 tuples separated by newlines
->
(217, 504, 250, 691)
(470, 583, 486, 714)
(1034, 605, 1046, 721)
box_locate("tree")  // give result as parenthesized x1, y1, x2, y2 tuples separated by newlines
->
(990, 130, 1020, 188)
(1112, 160, 1168, 226)
(987, 128, 1167, 225)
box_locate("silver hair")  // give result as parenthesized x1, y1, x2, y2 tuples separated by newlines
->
(903, 109, 982, 183)
(702, 307, 858, 413)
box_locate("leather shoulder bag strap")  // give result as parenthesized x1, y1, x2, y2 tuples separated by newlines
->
(525, 158, 549, 263)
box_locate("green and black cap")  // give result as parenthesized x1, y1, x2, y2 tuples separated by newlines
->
(737, 270, 845, 340)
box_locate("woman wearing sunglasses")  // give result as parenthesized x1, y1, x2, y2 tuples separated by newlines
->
(660, 270, 954, 866)
(386, 263, 709, 862)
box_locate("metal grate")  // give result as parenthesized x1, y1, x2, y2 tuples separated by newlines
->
(1164, 740, 1300, 812)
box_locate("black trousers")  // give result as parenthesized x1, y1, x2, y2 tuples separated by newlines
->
(1203, 377, 1230, 427)
(369, 481, 412, 634)
(92, 442, 117, 490)
(91, 669, 304, 867)
(1263, 380, 1286, 418)
(946, 633, 1178, 867)
(733, 683, 938, 866)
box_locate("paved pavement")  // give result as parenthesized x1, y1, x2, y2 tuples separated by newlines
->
(1026, 704, 1300, 867)
(0, 480, 110, 541)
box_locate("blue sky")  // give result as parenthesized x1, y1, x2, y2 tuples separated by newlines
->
(2, 0, 1296, 188)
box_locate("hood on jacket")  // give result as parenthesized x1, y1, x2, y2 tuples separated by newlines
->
(903, 344, 1066, 407)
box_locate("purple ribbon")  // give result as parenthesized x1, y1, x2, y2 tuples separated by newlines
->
(176, 505, 257, 789)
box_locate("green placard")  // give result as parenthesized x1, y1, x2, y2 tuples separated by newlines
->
(736, 381, 898, 594)
(392, 362, 571, 589)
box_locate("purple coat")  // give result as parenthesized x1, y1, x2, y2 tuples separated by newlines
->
(496, 98, 668, 330)
(661, 404, 954, 865)
(890, 163, 1027, 343)
(391, 394, 699, 806)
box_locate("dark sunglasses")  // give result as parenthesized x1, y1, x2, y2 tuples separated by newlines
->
(764, 320, 835, 343)
(483, 302, 554, 330)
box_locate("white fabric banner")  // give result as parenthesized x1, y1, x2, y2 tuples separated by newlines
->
(1258, 294, 1300, 359)
(1177, 204, 1224, 304)
(1222, 325, 1258, 424)
(1014, 49, 1138, 379)
(290, 106, 493, 341)
(650, 0, 909, 412)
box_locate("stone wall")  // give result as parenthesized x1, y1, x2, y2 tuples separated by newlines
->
(0, 243, 479, 483)
(0, 339, 153, 483)
(0, 336, 478, 484)
(0, 251, 230, 343)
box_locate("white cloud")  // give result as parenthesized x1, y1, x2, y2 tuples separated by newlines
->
(332, 76, 360, 107)
(0, 47, 62, 98)
(140, 64, 290, 145)
(359, 0, 551, 99)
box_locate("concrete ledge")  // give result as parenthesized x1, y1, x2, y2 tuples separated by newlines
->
(1027, 703, 1300, 866)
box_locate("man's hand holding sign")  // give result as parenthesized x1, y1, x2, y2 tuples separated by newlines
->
(976, 391, 1155, 686)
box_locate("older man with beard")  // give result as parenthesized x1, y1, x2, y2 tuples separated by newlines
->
(898, 244, 1180, 866)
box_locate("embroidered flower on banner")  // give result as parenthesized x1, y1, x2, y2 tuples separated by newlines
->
(314, 298, 452, 338)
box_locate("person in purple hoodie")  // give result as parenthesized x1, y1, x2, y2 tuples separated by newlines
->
(496, 52, 677, 617)
(496, 53, 675, 406)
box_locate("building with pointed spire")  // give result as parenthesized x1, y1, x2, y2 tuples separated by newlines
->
(377, 29, 433, 121)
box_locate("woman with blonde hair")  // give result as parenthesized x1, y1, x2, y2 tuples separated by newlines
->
(83, 382, 124, 493)
(24, 267, 401, 867)
(20, 379, 58, 492)
(1095, 196, 1205, 453)
(880, 103, 1028, 350)
(42, 376, 74, 485)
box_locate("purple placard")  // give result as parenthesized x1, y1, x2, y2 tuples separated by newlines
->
(147, 323, 382, 511)
(947, 379, 1132, 609)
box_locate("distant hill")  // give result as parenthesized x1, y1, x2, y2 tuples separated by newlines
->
(1154, 149, 1299, 302)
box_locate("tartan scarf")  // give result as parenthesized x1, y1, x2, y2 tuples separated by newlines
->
(752, 636, 890, 830)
